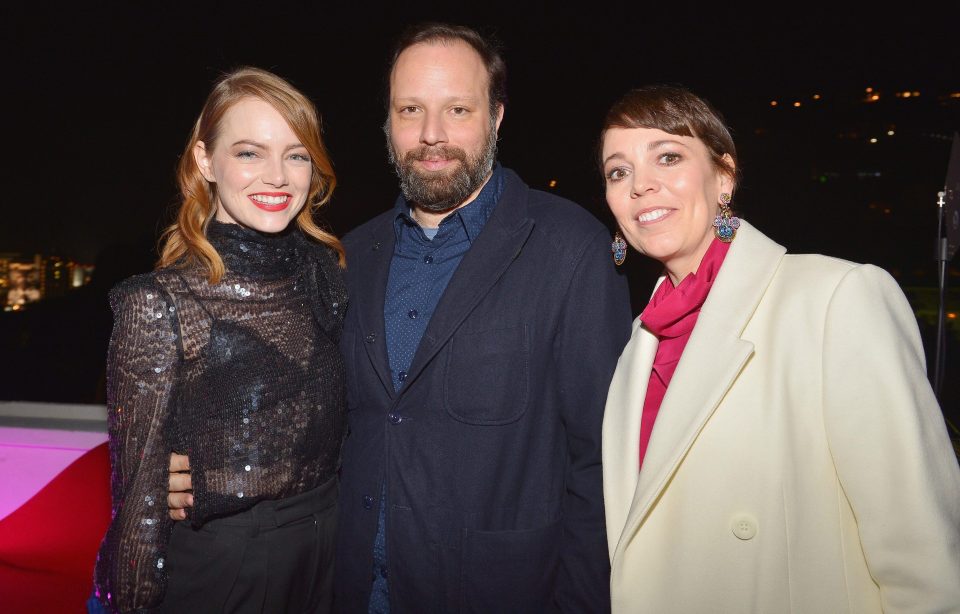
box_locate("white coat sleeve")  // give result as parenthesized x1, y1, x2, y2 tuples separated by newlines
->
(822, 264, 960, 613)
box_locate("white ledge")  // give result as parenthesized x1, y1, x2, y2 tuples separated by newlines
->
(0, 402, 107, 431)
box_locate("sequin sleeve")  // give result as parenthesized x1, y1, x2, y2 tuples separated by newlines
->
(94, 275, 180, 613)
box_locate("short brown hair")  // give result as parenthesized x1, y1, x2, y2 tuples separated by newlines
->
(387, 22, 507, 119)
(601, 85, 739, 188)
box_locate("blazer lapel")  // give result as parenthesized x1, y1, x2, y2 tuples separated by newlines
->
(401, 170, 534, 391)
(614, 221, 786, 559)
(351, 215, 397, 398)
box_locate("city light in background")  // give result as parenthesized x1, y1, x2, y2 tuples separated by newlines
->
(0, 254, 94, 312)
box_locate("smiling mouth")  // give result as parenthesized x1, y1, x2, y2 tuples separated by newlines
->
(249, 193, 291, 212)
(637, 208, 670, 223)
(405, 144, 467, 171)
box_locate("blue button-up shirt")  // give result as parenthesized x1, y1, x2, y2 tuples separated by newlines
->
(384, 165, 504, 392)
(368, 165, 504, 613)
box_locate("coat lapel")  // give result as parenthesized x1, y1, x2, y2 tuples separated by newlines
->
(602, 317, 657, 559)
(613, 221, 786, 559)
(351, 214, 398, 398)
(401, 170, 534, 391)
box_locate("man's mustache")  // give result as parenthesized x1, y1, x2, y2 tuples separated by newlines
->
(403, 145, 467, 164)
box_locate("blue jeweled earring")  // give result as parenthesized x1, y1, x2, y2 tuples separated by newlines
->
(713, 192, 741, 242)
(612, 231, 627, 266)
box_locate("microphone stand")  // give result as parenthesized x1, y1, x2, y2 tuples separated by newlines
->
(934, 190, 947, 402)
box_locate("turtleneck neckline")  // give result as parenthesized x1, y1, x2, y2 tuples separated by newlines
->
(206, 219, 301, 279)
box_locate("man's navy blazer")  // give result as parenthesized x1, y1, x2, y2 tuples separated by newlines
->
(335, 167, 632, 612)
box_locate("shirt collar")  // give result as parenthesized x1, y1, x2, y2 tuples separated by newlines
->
(393, 163, 504, 243)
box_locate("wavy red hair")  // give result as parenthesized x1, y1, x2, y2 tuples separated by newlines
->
(158, 67, 343, 282)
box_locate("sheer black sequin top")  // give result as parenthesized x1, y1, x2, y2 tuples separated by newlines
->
(94, 221, 346, 613)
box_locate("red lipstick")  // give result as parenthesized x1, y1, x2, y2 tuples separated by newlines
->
(248, 192, 291, 212)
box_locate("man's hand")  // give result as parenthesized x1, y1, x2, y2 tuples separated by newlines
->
(168, 453, 193, 521)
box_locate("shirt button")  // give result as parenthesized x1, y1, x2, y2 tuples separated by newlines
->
(408, 309, 418, 319)
(387, 413, 403, 425)
(362, 495, 374, 510)
(379, 565, 388, 578)
(423, 254, 434, 264)
(365, 333, 376, 343)
(398, 371, 407, 382)
(731, 514, 758, 540)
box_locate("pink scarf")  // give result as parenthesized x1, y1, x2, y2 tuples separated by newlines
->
(637, 238, 730, 468)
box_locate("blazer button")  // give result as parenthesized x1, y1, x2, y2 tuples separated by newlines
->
(365, 333, 376, 343)
(362, 495, 374, 510)
(372, 241, 382, 251)
(387, 413, 403, 425)
(731, 514, 758, 540)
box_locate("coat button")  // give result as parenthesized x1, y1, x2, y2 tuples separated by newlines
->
(362, 495, 374, 510)
(372, 241, 381, 251)
(731, 514, 758, 540)
(387, 413, 402, 425)
(365, 333, 376, 343)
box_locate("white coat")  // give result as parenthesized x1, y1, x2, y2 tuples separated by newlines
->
(603, 221, 960, 613)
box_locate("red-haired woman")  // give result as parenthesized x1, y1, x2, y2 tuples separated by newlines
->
(94, 67, 345, 613)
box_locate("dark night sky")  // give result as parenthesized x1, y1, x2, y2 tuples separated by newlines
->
(4, 3, 959, 268)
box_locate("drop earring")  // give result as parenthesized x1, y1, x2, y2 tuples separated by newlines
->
(612, 231, 627, 266)
(713, 193, 741, 242)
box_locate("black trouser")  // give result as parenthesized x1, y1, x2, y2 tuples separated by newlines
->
(160, 477, 338, 614)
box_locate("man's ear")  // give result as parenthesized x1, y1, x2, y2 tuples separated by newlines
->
(193, 141, 216, 183)
(493, 103, 505, 134)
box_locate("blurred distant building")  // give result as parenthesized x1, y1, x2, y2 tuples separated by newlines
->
(0, 255, 9, 304)
(44, 257, 70, 300)
(0, 253, 93, 311)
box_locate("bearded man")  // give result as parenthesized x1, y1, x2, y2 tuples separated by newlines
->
(334, 23, 632, 612)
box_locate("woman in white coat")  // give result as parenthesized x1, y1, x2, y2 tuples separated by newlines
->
(599, 85, 960, 613)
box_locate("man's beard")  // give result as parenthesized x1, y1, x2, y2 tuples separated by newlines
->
(386, 118, 498, 213)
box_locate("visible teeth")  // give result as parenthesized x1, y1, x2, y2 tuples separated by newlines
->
(251, 194, 288, 205)
(638, 209, 669, 223)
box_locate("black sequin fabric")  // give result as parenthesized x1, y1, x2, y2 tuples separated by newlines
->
(94, 221, 346, 613)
